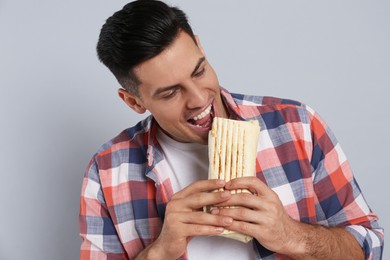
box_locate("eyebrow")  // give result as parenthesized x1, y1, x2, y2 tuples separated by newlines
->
(191, 57, 206, 77)
(152, 57, 206, 98)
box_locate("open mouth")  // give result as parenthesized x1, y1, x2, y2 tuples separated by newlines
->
(187, 104, 214, 128)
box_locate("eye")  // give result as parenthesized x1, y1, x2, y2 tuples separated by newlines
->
(160, 88, 179, 99)
(193, 67, 206, 78)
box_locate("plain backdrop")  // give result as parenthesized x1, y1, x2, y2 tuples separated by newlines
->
(0, 0, 388, 259)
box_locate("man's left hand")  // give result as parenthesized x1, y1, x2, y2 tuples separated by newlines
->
(212, 176, 300, 255)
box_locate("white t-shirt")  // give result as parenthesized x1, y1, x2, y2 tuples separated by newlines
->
(157, 129, 255, 259)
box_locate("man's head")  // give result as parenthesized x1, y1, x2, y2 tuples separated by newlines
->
(97, 0, 196, 96)
(97, 0, 228, 144)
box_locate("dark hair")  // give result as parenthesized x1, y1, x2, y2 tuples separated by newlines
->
(96, 0, 196, 96)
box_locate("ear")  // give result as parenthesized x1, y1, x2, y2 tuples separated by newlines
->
(195, 35, 206, 56)
(118, 88, 147, 114)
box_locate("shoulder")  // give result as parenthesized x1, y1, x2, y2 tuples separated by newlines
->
(230, 92, 303, 107)
(92, 116, 153, 167)
(226, 90, 316, 125)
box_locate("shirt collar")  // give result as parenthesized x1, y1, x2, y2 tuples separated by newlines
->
(220, 87, 246, 121)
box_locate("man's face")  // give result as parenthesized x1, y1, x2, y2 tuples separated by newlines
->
(123, 31, 228, 144)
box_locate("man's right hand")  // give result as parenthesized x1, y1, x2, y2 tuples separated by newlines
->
(136, 179, 233, 259)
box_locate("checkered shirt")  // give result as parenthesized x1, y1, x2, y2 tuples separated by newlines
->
(79, 88, 384, 259)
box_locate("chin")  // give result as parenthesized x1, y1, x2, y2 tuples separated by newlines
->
(197, 133, 209, 145)
(198, 139, 208, 145)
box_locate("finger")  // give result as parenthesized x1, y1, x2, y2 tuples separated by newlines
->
(225, 177, 272, 196)
(223, 220, 258, 238)
(173, 179, 226, 199)
(172, 190, 232, 211)
(165, 212, 231, 237)
(213, 193, 263, 210)
(212, 207, 261, 224)
(173, 211, 233, 227)
(185, 224, 226, 237)
(164, 220, 226, 238)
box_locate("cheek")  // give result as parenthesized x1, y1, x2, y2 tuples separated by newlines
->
(153, 107, 183, 126)
(206, 67, 219, 86)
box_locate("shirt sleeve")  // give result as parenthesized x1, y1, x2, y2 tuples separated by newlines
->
(308, 106, 384, 259)
(79, 157, 129, 260)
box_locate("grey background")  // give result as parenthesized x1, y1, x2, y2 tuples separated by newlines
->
(0, 0, 388, 259)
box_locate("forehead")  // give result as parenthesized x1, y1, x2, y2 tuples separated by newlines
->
(134, 31, 202, 88)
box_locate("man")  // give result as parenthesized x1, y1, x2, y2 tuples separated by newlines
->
(79, 1, 384, 259)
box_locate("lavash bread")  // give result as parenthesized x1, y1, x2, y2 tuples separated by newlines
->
(206, 117, 260, 243)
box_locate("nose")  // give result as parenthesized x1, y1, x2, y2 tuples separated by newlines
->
(185, 83, 208, 109)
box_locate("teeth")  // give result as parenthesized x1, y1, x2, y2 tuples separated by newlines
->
(192, 104, 212, 121)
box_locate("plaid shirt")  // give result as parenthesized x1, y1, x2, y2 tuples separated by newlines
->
(79, 88, 384, 259)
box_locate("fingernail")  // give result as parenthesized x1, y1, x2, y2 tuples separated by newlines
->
(215, 227, 224, 233)
(221, 191, 230, 198)
(211, 208, 220, 215)
(223, 217, 233, 225)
